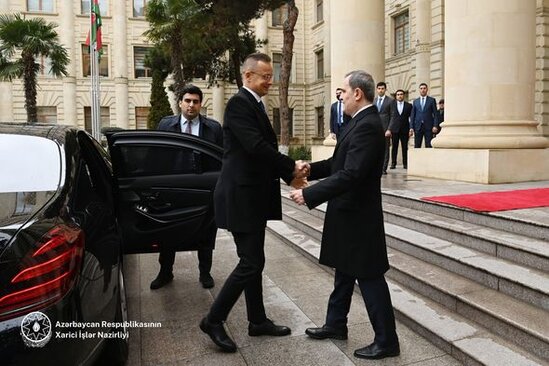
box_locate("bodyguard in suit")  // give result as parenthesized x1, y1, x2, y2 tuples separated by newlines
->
(410, 83, 440, 148)
(200, 53, 309, 352)
(374, 81, 394, 174)
(290, 70, 400, 360)
(329, 88, 350, 139)
(150, 85, 223, 290)
(387, 89, 413, 169)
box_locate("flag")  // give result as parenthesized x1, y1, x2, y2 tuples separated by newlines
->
(85, 0, 103, 59)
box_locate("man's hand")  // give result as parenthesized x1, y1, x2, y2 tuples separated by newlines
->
(294, 160, 310, 179)
(409, 129, 414, 137)
(385, 130, 392, 138)
(432, 126, 439, 134)
(289, 189, 305, 205)
(290, 177, 308, 189)
(330, 132, 336, 140)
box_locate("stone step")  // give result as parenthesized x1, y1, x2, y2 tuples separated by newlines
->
(266, 220, 548, 366)
(383, 202, 549, 272)
(382, 191, 549, 242)
(281, 199, 549, 312)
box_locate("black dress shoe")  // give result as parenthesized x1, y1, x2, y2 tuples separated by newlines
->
(199, 317, 237, 352)
(390, 165, 396, 169)
(150, 272, 173, 290)
(248, 319, 291, 337)
(354, 342, 400, 359)
(403, 165, 407, 169)
(199, 274, 215, 289)
(305, 325, 348, 340)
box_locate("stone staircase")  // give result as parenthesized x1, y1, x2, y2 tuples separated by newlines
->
(267, 185, 549, 366)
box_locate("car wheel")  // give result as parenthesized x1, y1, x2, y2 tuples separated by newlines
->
(104, 262, 129, 365)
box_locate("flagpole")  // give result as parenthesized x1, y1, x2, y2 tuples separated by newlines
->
(90, 1, 101, 141)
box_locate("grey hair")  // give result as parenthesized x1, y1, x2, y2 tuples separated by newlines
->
(344, 70, 375, 103)
(242, 52, 272, 73)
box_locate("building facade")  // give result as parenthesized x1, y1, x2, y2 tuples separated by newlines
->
(1, 0, 548, 182)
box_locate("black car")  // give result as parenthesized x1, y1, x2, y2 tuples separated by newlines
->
(0, 123, 222, 365)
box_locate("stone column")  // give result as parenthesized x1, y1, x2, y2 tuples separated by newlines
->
(113, 1, 129, 128)
(255, 14, 270, 110)
(59, 1, 77, 126)
(415, 0, 431, 87)
(0, 0, 12, 122)
(330, 0, 385, 89)
(409, 0, 549, 183)
(212, 81, 225, 123)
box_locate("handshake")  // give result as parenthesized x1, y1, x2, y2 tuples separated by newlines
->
(291, 160, 310, 189)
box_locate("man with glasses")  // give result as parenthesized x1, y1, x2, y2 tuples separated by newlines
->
(200, 53, 309, 353)
(387, 89, 413, 169)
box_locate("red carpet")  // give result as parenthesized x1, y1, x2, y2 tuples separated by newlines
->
(422, 188, 549, 212)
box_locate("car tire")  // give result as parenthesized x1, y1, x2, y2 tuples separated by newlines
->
(104, 262, 129, 365)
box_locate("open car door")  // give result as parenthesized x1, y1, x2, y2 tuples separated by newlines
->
(107, 130, 222, 254)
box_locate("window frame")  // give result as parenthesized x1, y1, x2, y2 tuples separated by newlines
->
(133, 46, 152, 78)
(315, 49, 324, 81)
(82, 44, 110, 77)
(393, 11, 410, 55)
(316, 106, 324, 138)
(26, 0, 54, 13)
(133, 0, 148, 17)
(316, 0, 323, 23)
(272, 4, 288, 27)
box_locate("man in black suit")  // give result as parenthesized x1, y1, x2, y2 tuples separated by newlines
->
(374, 81, 394, 174)
(290, 70, 400, 360)
(329, 88, 348, 139)
(200, 53, 309, 353)
(410, 83, 440, 148)
(386, 89, 412, 169)
(150, 84, 223, 290)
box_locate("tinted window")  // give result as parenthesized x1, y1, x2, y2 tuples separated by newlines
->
(116, 145, 220, 178)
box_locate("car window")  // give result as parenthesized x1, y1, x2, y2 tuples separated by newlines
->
(0, 134, 62, 193)
(116, 144, 221, 178)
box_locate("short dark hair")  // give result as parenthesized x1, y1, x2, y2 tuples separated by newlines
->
(439, 99, 444, 104)
(178, 84, 203, 102)
(419, 82, 428, 88)
(395, 89, 405, 95)
(345, 70, 375, 103)
(376, 81, 387, 88)
(335, 87, 344, 92)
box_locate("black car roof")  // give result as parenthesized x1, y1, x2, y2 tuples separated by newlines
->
(0, 123, 79, 143)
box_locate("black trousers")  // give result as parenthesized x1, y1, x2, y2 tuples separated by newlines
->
(325, 270, 398, 347)
(391, 132, 409, 167)
(382, 137, 391, 172)
(158, 246, 213, 276)
(208, 230, 267, 324)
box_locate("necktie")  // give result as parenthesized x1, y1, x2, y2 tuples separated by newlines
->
(258, 100, 267, 114)
(377, 97, 382, 112)
(184, 120, 192, 134)
(421, 97, 425, 110)
(338, 101, 343, 125)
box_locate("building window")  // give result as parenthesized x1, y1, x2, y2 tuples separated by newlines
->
(82, 44, 109, 77)
(316, 0, 323, 23)
(272, 52, 282, 83)
(36, 106, 57, 123)
(272, 4, 288, 27)
(316, 106, 324, 137)
(27, 0, 53, 12)
(135, 107, 150, 129)
(81, 0, 109, 15)
(394, 11, 410, 55)
(36, 55, 54, 78)
(315, 49, 324, 80)
(84, 106, 110, 134)
(134, 46, 152, 78)
(133, 0, 147, 17)
(272, 108, 294, 137)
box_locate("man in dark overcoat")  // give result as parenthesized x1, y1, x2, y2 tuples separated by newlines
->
(290, 70, 400, 360)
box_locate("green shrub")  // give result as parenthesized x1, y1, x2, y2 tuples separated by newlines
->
(288, 145, 311, 161)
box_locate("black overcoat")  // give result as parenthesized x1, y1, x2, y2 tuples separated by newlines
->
(302, 106, 389, 278)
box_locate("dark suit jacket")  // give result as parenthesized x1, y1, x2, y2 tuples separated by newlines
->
(329, 100, 351, 137)
(302, 106, 389, 279)
(157, 113, 223, 248)
(214, 88, 295, 233)
(410, 96, 440, 131)
(374, 95, 394, 131)
(388, 100, 413, 134)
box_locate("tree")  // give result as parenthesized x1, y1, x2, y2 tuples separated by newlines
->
(278, 1, 298, 154)
(0, 14, 69, 122)
(145, 46, 173, 130)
